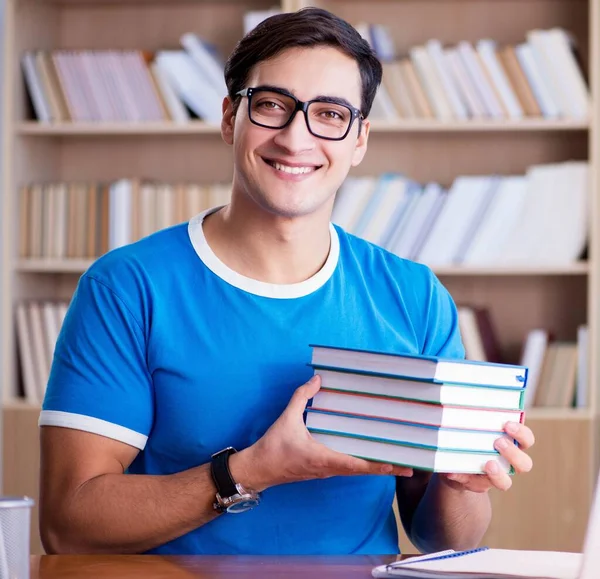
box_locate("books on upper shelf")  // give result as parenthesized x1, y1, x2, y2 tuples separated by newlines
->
(21, 32, 227, 124)
(333, 161, 589, 268)
(15, 300, 69, 405)
(307, 344, 527, 474)
(355, 23, 590, 122)
(18, 180, 231, 259)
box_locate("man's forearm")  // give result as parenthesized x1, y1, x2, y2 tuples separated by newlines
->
(409, 474, 492, 553)
(42, 449, 260, 554)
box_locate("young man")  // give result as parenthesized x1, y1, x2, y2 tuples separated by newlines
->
(39, 8, 534, 556)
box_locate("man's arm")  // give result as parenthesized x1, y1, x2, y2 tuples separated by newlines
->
(40, 376, 411, 554)
(396, 472, 491, 554)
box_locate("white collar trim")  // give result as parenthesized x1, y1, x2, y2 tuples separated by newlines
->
(187, 207, 340, 299)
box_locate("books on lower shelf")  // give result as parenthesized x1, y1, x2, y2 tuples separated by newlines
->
(14, 300, 69, 405)
(333, 161, 589, 268)
(307, 345, 527, 474)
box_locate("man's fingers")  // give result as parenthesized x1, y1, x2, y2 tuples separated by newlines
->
(505, 422, 535, 450)
(484, 460, 513, 491)
(494, 437, 533, 474)
(288, 374, 321, 413)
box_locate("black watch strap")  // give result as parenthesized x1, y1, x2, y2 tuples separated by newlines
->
(211, 447, 238, 498)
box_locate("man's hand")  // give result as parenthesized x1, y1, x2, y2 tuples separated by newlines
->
(229, 375, 413, 492)
(439, 421, 535, 493)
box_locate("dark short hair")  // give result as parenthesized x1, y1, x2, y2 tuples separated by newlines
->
(224, 7, 382, 118)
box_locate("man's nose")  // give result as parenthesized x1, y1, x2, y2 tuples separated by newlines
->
(272, 110, 316, 154)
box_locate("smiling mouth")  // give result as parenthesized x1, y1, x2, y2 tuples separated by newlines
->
(262, 157, 322, 175)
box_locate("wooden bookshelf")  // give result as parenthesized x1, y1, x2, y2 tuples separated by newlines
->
(2, 0, 599, 557)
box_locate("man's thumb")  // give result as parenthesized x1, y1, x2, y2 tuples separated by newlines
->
(289, 374, 321, 412)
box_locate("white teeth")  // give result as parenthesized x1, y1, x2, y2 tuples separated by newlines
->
(272, 162, 315, 175)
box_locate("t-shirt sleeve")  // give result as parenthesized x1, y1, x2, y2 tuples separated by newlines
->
(39, 274, 154, 450)
(421, 271, 466, 360)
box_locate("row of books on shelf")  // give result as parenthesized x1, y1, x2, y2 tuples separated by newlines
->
(20, 160, 588, 266)
(307, 343, 527, 473)
(333, 161, 588, 267)
(360, 24, 590, 121)
(14, 298, 585, 412)
(22, 33, 226, 124)
(459, 304, 588, 410)
(22, 23, 589, 125)
(19, 180, 231, 260)
(15, 300, 68, 405)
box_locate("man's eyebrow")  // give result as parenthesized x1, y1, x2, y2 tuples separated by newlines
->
(314, 95, 356, 110)
(253, 85, 358, 110)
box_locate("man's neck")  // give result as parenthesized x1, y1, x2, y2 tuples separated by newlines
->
(202, 195, 332, 285)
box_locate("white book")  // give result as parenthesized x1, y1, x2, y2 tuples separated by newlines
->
(520, 329, 550, 408)
(426, 40, 468, 120)
(460, 176, 528, 265)
(331, 177, 378, 232)
(312, 430, 511, 474)
(527, 29, 573, 118)
(15, 303, 40, 405)
(108, 178, 133, 250)
(546, 28, 590, 119)
(155, 50, 223, 124)
(417, 176, 494, 266)
(476, 39, 524, 119)
(457, 41, 504, 118)
(150, 61, 190, 123)
(515, 43, 560, 118)
(22, 51, 52, 122)
(444, 47, 487, 118)
(576, 325, 589, 408)
(410, 46, 455, 120)
(180, 33, 228, 99)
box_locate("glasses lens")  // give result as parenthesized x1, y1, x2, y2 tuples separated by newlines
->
(249, 91, 297, 129)
(307, 101, 352, 139)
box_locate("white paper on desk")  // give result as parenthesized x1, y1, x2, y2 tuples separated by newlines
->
(372, 548, 582, 578)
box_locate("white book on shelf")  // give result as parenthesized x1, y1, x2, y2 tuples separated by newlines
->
(390, 182, 442, 259)
(155, 50, 222, 124)
(180, 33, 228, 99)
(460, 176, 528, 265)
(425, 39, 468, 120)
(382, 184, 422, 253)
(360, 175, 409, 245)
(150, 61, 190, 123)
(456, 41, 504, 119)
(458, 306, 487, 362)
(514, 43, 560, 118)
(527, 29, 574, 118)
(42, 302, 61, 370)
(476, 39, 524, 119)
(576, 325, 589, 409)
(546, 28, 591, 119)
(28, 301, 50, 402)
(15, 303, 40, 405)
(109, 179, 133, 250)
(410, 45, 455, 120)
(520, 329, 550, 408)
(444, 47, 486, 118)
(95, 52, 128, 122)
(21, 51, 52, 123)
(416, 176, 494, 266)
(331, 176, 377, 233)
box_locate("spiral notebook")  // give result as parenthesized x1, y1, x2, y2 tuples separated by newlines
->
(372, 464, 600, 578)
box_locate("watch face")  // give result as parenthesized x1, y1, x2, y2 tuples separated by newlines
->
(226, 498, 260, 514)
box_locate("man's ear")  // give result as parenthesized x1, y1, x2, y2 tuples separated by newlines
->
(221, 96, 235, 145)
(351, 118, 370, 167)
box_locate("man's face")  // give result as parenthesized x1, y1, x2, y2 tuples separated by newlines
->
(222, 46, 370, 220)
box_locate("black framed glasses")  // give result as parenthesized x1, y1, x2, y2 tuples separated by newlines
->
(236, 86, 364, 141)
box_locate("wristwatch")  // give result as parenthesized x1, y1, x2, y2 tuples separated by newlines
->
(210, 447, 261, 514)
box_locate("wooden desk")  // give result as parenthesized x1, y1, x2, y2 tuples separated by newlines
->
(31, 554, 403, 578)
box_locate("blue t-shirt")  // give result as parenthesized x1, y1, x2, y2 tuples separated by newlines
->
(40, 207, 465, 555)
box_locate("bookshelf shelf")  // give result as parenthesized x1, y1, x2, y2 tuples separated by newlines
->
(17, 119, 590, 136)
(14, 259, 591, 276)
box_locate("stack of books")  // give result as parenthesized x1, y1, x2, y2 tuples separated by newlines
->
(306, 345, 528, 474)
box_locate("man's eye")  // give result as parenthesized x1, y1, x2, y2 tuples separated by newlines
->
(321, 110, 342, 120)
(257, 101, 282, 110)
